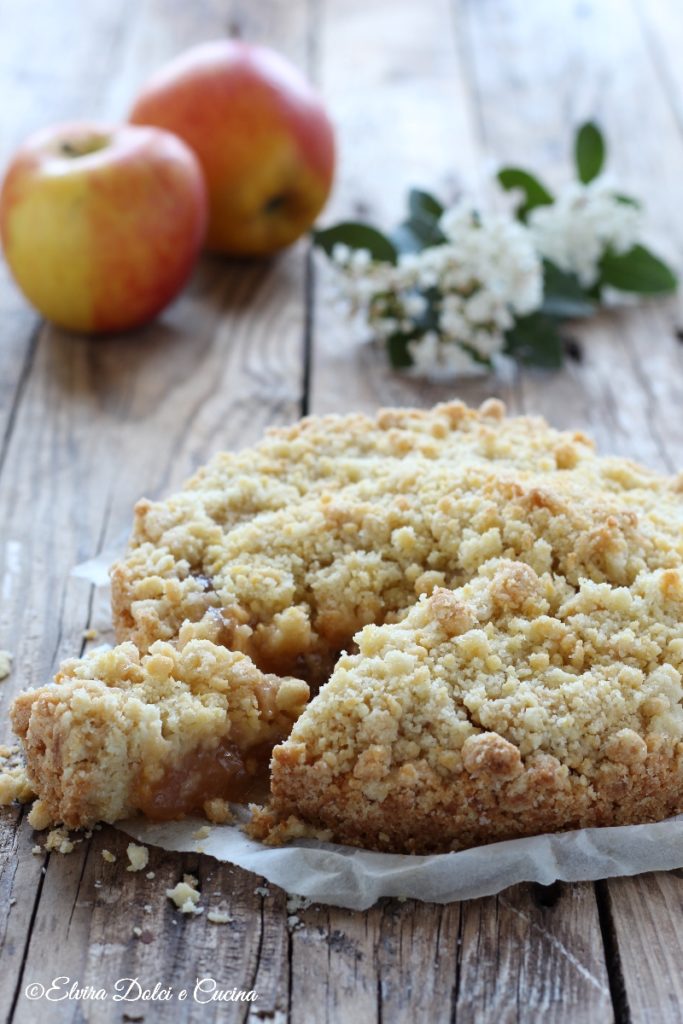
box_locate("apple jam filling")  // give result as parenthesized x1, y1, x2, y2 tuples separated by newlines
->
(137, 738, 275, 821)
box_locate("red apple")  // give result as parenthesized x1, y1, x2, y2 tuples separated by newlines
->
(130, 41, 335, 255)
(0, 122, 208, 333)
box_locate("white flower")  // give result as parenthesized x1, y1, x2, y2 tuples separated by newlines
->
(403, 292, 427, 318)
(350, 248, 372, 271)
(331, 242, 351, 266)
(327, 199, 543, 379)
(528, 180, 641, 288)
(408, 332, 486, 378)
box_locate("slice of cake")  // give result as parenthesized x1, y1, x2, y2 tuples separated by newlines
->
(11, 624, 308, 830)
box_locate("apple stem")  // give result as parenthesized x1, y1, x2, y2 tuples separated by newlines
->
(264, 194, 288, 215)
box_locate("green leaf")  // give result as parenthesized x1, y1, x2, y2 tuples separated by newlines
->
(497, 168, 554, 221)
(391, 189, 447, 253)
(575, 122, 605, 184)
(599, 244, 678, 294)
(504, 312, 564, 369)
(408, 189, 444, 222)
(541, 260, 596, 318)
(313, 222, 398, 264)
(387, 334, 414, 368)
(614, 193, 641, 208)
(391, 217, 446, 254)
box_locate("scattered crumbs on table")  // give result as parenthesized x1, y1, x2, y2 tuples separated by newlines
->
(126, 842, 149, 872)
(45, 827, 76, 854)
(207, 908, 232, 925)
(167, 874, 203, 915)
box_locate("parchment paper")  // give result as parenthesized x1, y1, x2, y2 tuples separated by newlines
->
(72, 552, 683, 910)
(120, 813, 683, 910)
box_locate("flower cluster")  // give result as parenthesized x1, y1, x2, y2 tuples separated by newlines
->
(315, 123, 676, 377)
(528, 181, 641, 288)
(331, 205, 542, 376)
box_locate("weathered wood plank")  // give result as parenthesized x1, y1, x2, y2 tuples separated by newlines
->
(597, 872, 683, 1024)
(2, 0, 312, 1020)
(12, 826, 290, 1024)
(457, 883, 612, 1023)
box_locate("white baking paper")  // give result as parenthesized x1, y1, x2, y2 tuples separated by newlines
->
(118, 812, 683, 911)
(72, 552, 683, 911)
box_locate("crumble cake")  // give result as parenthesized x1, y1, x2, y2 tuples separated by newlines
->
(6, 399, 683, 852)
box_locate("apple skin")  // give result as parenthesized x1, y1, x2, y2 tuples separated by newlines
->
(130, 41, 335, 255)
(0, 122, 208, 333)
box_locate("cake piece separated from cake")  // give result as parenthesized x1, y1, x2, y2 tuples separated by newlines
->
(11, 626, 309, 830)
(6, 399, 683, 851)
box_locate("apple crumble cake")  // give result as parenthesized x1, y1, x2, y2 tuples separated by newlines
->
(6, 399, 683, 851)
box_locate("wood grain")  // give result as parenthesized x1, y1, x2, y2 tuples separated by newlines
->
(1, 0, 683, 1020)
(1, 1, 309, 1019)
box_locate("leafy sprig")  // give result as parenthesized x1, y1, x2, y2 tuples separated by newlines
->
(498, 122, 677, 300)
(314, 123, 678, 374)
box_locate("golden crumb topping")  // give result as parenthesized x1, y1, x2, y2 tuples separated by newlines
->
(111, 401, 682, 689)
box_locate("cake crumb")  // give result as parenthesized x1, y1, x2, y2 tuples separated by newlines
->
(0, 650, 13, 680)
(146, 871, 156, 880)
(0, 766, 34, 806)
(27, 800, 52, 830)
(167, 875, 202, 915)
(254, 886, 270, 898)
(207, 909, 232, 925)
(143, 904, 152, 913)
(82, 628, 99, 641)
(45, 827, 75, 855)
(286, 894, 311, 914)
(126, 843, 149, 872)
(0, 746, 34, 806)
(132, 926, 142, 937)
(203, 797, 233, 824)
(31, 844, 42, 855)
(101, 849, 116, 863)
(193, 825, 211, 840)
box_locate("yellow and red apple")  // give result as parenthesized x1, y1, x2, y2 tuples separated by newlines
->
(130, 41, 335, 255)
(0, 122, 207, 333)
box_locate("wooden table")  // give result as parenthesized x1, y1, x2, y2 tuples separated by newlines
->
(2, 0, 683, 1020)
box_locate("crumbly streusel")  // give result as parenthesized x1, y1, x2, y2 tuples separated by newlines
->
(110, 400, 683, 687)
